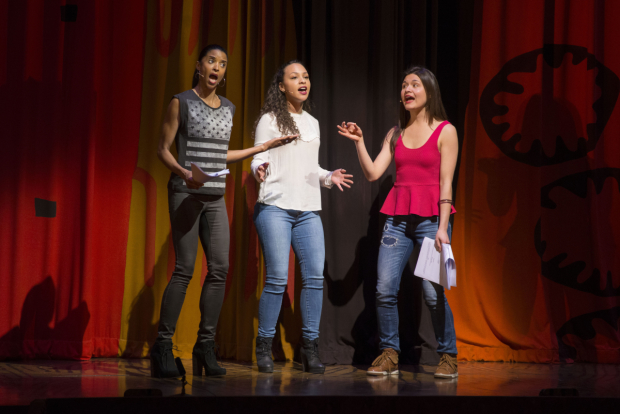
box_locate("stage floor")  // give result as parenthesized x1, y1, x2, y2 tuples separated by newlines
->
(1, 359, 619, 407)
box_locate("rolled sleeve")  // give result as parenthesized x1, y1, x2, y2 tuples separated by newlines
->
(318, 166, 333, 189)
(252, 114, 274, 181)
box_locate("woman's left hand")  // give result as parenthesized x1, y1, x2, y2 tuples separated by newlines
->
(331, 169, 353, 191)
(260, 134, 299, 151)
(435, 229, 450, 253)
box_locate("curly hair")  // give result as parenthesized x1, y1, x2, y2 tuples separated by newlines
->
(252, 60, 313, 139)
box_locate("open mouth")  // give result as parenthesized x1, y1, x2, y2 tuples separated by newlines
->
(404, 95, 415, 103)
(208, 73, 219, 83)
(298, 86, 308, 95)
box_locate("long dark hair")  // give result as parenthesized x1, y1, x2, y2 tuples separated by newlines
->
(388, 66, 447, 155)
(192, 44, 228, 88)
(252, 60, 313, 139)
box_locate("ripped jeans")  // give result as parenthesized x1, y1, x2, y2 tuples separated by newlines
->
(376, 215, 457, 354)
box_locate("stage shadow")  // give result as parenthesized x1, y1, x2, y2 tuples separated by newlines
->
(0, 276, 90, 360)
(121, 230, 172, 358)
(121, 285, 157, 358)
(324, 176, 439, 365)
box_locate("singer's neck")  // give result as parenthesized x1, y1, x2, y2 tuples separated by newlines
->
(194, 82, 218, 104)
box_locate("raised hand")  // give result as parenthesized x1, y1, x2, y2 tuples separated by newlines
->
(261, 134, 299, 151)
(182, 169, 204, 189)
(337, 122, 363, 142)
(256, 162, 269, 182)
(331, 169, 354, 191)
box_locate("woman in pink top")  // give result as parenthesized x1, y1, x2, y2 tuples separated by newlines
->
(338, 66, 459, 379)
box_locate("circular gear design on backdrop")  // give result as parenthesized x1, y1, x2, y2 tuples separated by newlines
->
(536, 168, 620, 297)
(479, 44, 619, 166)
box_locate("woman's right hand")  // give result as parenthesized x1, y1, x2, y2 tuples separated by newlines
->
(256, 162, 269, 182)
(182, 169, 204, 189)
(337, 122, 363, 142)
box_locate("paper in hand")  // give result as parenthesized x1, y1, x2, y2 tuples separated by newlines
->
(413, 237, 457, 290)
(190, 162, 230, 184)
(439, 244, 456, 289)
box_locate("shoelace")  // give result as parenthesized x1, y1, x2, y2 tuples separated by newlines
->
(438, 354, 457, 372)
(371, 351, 393, 367)
(256, 341, 270, 356)
(307, 342, 319, 358)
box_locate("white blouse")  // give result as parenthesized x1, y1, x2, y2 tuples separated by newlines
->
(251, 111, 333, 211)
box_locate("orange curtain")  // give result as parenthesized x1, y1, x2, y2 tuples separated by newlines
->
(451, 0, 620, 363)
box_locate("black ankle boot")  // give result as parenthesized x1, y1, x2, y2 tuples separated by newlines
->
(192, 340, 226, 376)
(256, 336, 274, 373)
(150, 341, 184, 378)
(300, 338, 325, 374)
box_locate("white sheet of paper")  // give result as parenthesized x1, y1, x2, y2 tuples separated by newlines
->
(190, 162, 230, 184)
(440, 244, 457, 290)
(413, 237, 457, 290)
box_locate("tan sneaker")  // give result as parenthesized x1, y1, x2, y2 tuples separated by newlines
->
(434, 353, 458, 378)
(367, 348, 399, 376)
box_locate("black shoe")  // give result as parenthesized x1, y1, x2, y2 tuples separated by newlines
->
(150, 341, 185, 378)
(300, 338, 325, 374)
(256, 336, 274, 373)
(192, 340, 226, 376)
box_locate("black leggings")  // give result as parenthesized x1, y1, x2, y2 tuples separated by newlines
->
(156, 191, 229, 344)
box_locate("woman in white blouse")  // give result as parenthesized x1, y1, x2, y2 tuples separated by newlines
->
(251, 60, 353, 374)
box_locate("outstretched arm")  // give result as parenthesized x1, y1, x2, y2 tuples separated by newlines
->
(227, 134, 298, 164)
(337, 122, 393, 182)
(435, 124, 458, 252)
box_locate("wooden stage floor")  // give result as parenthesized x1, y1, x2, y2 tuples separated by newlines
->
(1, 358, 620, 408)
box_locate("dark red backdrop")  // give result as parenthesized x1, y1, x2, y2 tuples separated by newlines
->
(0, 0, 145, 359)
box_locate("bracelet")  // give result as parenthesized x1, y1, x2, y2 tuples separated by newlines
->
(438, 199, 453, 205)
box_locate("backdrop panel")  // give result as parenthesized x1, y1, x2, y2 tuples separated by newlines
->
(451, 0, 620, 363)
(0, 0, 146, 359)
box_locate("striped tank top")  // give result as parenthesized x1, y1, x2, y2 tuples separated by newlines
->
(168, 89, 236, 195)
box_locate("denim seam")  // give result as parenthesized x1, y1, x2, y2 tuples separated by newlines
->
(380, 226, 411, 352)
(292, 221, 311, 339)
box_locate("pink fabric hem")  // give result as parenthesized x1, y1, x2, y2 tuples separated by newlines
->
(380, 185, 457, 217)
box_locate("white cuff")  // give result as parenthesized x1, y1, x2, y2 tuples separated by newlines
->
(251, 160, 264, 180)
(324, 171, 334, 188)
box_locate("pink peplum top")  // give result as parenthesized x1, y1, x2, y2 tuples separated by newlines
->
(380, 120, 457, 217)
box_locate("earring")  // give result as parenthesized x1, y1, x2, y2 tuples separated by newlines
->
(218, 78, 226, 87)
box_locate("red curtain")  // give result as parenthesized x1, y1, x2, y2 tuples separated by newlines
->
(0, 0, 145, 359)
(451, 0, 620, 362)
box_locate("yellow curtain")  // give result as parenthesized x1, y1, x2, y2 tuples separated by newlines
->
(119, 0, 297, 361)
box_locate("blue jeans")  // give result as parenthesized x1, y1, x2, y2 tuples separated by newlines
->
(377, 215, 457, 354)
(253, 203, 325, 340)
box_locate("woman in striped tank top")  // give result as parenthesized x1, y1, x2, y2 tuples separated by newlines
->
(338, 67, 460, 379)
(151, 45, 296, 378)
